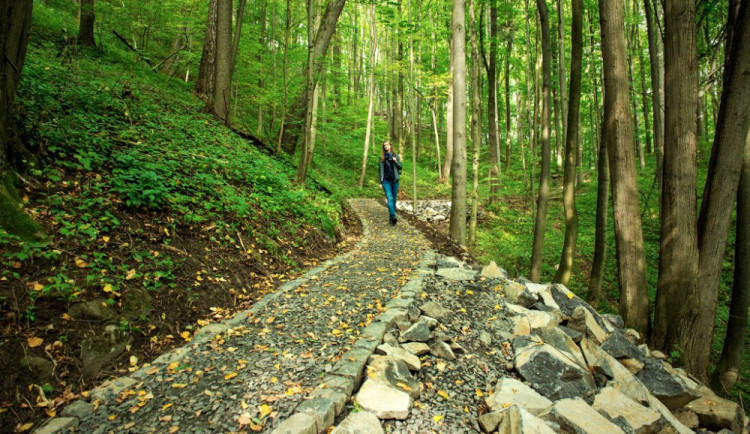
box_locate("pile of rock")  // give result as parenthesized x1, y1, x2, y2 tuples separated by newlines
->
(477, 272, 747, 434)
(396, 200, 454, 223)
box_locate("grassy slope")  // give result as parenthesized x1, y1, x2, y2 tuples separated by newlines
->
(0, 5, 357, 431)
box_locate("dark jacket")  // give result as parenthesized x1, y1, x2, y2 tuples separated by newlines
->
(379, 153, 402, 183)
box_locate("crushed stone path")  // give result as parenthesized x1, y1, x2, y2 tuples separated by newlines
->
(49, 199, 432, 433)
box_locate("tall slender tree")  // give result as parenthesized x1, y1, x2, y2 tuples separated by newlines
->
(358, 4, 377, 188)
(598, 0, 650, 336)
(449, 0, 468, 245)
(468, 0, 481, 247)
(554, 0, 582, 285)
(529, 0, 552, 283)
(196, 0, 218, 97)
(209, 0, 233, 125)
(487, 0, 500, 198)
(643, 0, 664, 177)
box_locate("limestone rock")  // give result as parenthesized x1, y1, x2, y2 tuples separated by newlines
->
(436, 256, 463, 268)
(272, 413, 317, 434)
(376, 308, 408, 329)
(429, 341, 456, 361)
(559, 325, 583, 343)
(486, 377, 553, 416)
(579, 339, 693, 434)
(514, 335, 596, 401)
(672, 408, 699, 430)
(121, 287, 152, 319)
(331, 411, 384, 434)
(600, 330, 646, 362)
(602, 313, 625, 329)
(361, 322, 387, 342)
(310, 388, 348, 416)
(481, 261, 508, 279)
(503, 281, 526, 303)
(533, 326, 587, 369)
(383, 333, 398, 347)
(421, 315, 439, 329)
(497, 405, 557, 434)
(506, 304, 559, 330)
(436, 266, 478, 281)
(401, 342, 429, 356)
(550, 284, 612, 331)
(60, 400, 93, 419)
(356, 379, 412, 420)
(592, 386, 662, 434)
(296, 398, 335, 434)
(419, 301, 451, 321)
(33, 417, 79, 434)
(636, 359, 699, 410)
(523, 282, 560, 310)
(479, 331, 492, 346)
(80, 326, 133, 378)
(685, 391, 746, 433)
(320, 375, 354, 396)
(376, 344, 421, 371)
(331, 348, 369, 389)
(478, 410, 506, 433)
(19, 355, 54, 380)
(366, 356, 420, 398)
(567, 305, 608, 344)
(192, 323, 229, 342)
(68, 299, 116, 321)
(399, 319, 431, 342)
(539, 398, 625, 434)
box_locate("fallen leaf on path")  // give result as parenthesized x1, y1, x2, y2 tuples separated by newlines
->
(224, 372, 238, 380)
(258, 404, 272, 418)
(171, 383, 187, 389)
(28, 337, 43, 348)
(433, 415, 444, 423)
(238, 412, 252, 426)
(437, 390, 450, 400)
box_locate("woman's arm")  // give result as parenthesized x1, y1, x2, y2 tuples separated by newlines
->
(394, 154, 403, 170)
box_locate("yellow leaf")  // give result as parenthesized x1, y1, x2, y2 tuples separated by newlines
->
(126, 269, 137, 280)
(502, 402, 512, 409)
(437, 390, 450, 400)
(466, 289, 474, 295)
(169, 426, 179, 433)
(270, 377, 278, 383)
(180, 331, 192, 342)
(567, 292, 575, 299)
(224, 372, 238, 380)
(172, 383, 187, 389)
(17, 422, 34, 432)
(475, 389, 484, 397)
(75, 258, 88, 268)
(162, 403, 173, 411)
(258, 404, 272, 418)
(396, 382, 412, 391)
(61, 313, 72, 321)
(103, 284, 113, 293)
(238, 412, 252, 426)
(433, 414, 444, 423)
(266, 316, 275, 324)
(32, 282, 44, 291)
(27, 337, 43, 348)
(168, 362, 179, 371)
(108, 414, 117, 421)
(436, 361, 446, 372)
(129, 355, 138, 366)
(102, 236, 110, 242)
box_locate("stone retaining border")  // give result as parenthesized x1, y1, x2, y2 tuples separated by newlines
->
(270, 249, 437, 434)
(34, 199, 377, 434)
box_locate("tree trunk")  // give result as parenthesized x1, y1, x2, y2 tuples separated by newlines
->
(504, 24, 513, 168)
(644, 0, 664, 179)
(487, 0, 500, 199)
(530, 0, 552, 283)
(196, 0, 218, 97)
(79, 0, 96, 47)
(256, 0, 266, 137)
(443, 35, 455, 182)
(1, 0, 42, 239)
(359, 4, 376, 188)
(588, 108, 609, 306)
(599, 0, 650, 337)
(652, 0, 699, 352)
(556, 0, 567, 149)
(713, 134, 749, 394)
(449, 0, 468, 245)
(409, 0, 417, 212)
(209, 0, 233, 125)
(297, 0, 318, 183)
(468, 0, 481, 248)
(276, 0, 291, 154)
(686, 0, 750, 379)
(554, 0, 582, 286)
(280, 0, 346, 154)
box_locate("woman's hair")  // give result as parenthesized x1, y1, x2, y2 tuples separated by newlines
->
(380, 141, 392, 162)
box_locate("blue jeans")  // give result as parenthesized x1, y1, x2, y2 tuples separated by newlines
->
(382, 180, 399, 219)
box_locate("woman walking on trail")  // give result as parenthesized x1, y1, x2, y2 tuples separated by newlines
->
(379, 141, 402, 225)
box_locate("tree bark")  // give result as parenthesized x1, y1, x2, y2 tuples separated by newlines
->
(449, 0, 468, 245)
(209, 0, 233, 125)
(687, 0, 750, 379)
(599, 0, 650, 336)
(554, 0, 582, 286)
(280, 0, 346, 155)
(443, 35, 455, 182)
(643, 0, 664, 179)
(358, 4, 376, 188)
(652, 0, 699, 351)
(487, 0, 500, 199)
(713, 134, 749, 394)
(588, 105, 609, 306)
(409, 0, 417, 212)
(556, 0, 567, 151)
(196, 0, 218, 97)
(504, 23, 513, 168)
(79, 0, 96, 47)
(530, 0, 552, 283)
(468, 0, 481, 248)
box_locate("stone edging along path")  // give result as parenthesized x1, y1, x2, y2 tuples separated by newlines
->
(35, 198, 748, 434)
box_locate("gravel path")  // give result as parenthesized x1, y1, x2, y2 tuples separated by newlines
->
(64, 199, 434, 433)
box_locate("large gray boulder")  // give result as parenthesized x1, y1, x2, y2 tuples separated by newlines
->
(366, 356, 420, 399)
(375, 343, 421, 371)
(331, 411, 384, 434)
(399, 319, 431, 343)
(496, 405, 557, 434)
(355, 379, 412, 420)
(533, 326, 587, 369)
(485, 377, 552, 416)
(635, 359, 699, 410)
(419, 301, 451, 321)
(567, 305, 608, 344)
(685, 390, 747, 434)
(480, 261, 508, 279)
(514, 335, 596, 401)
(579, 339, 693, 434)
(539, 398, 626, 433)
(68, 299, 116, 321)
(592, 386, 663, 434)
(80, 325, 132, 378)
